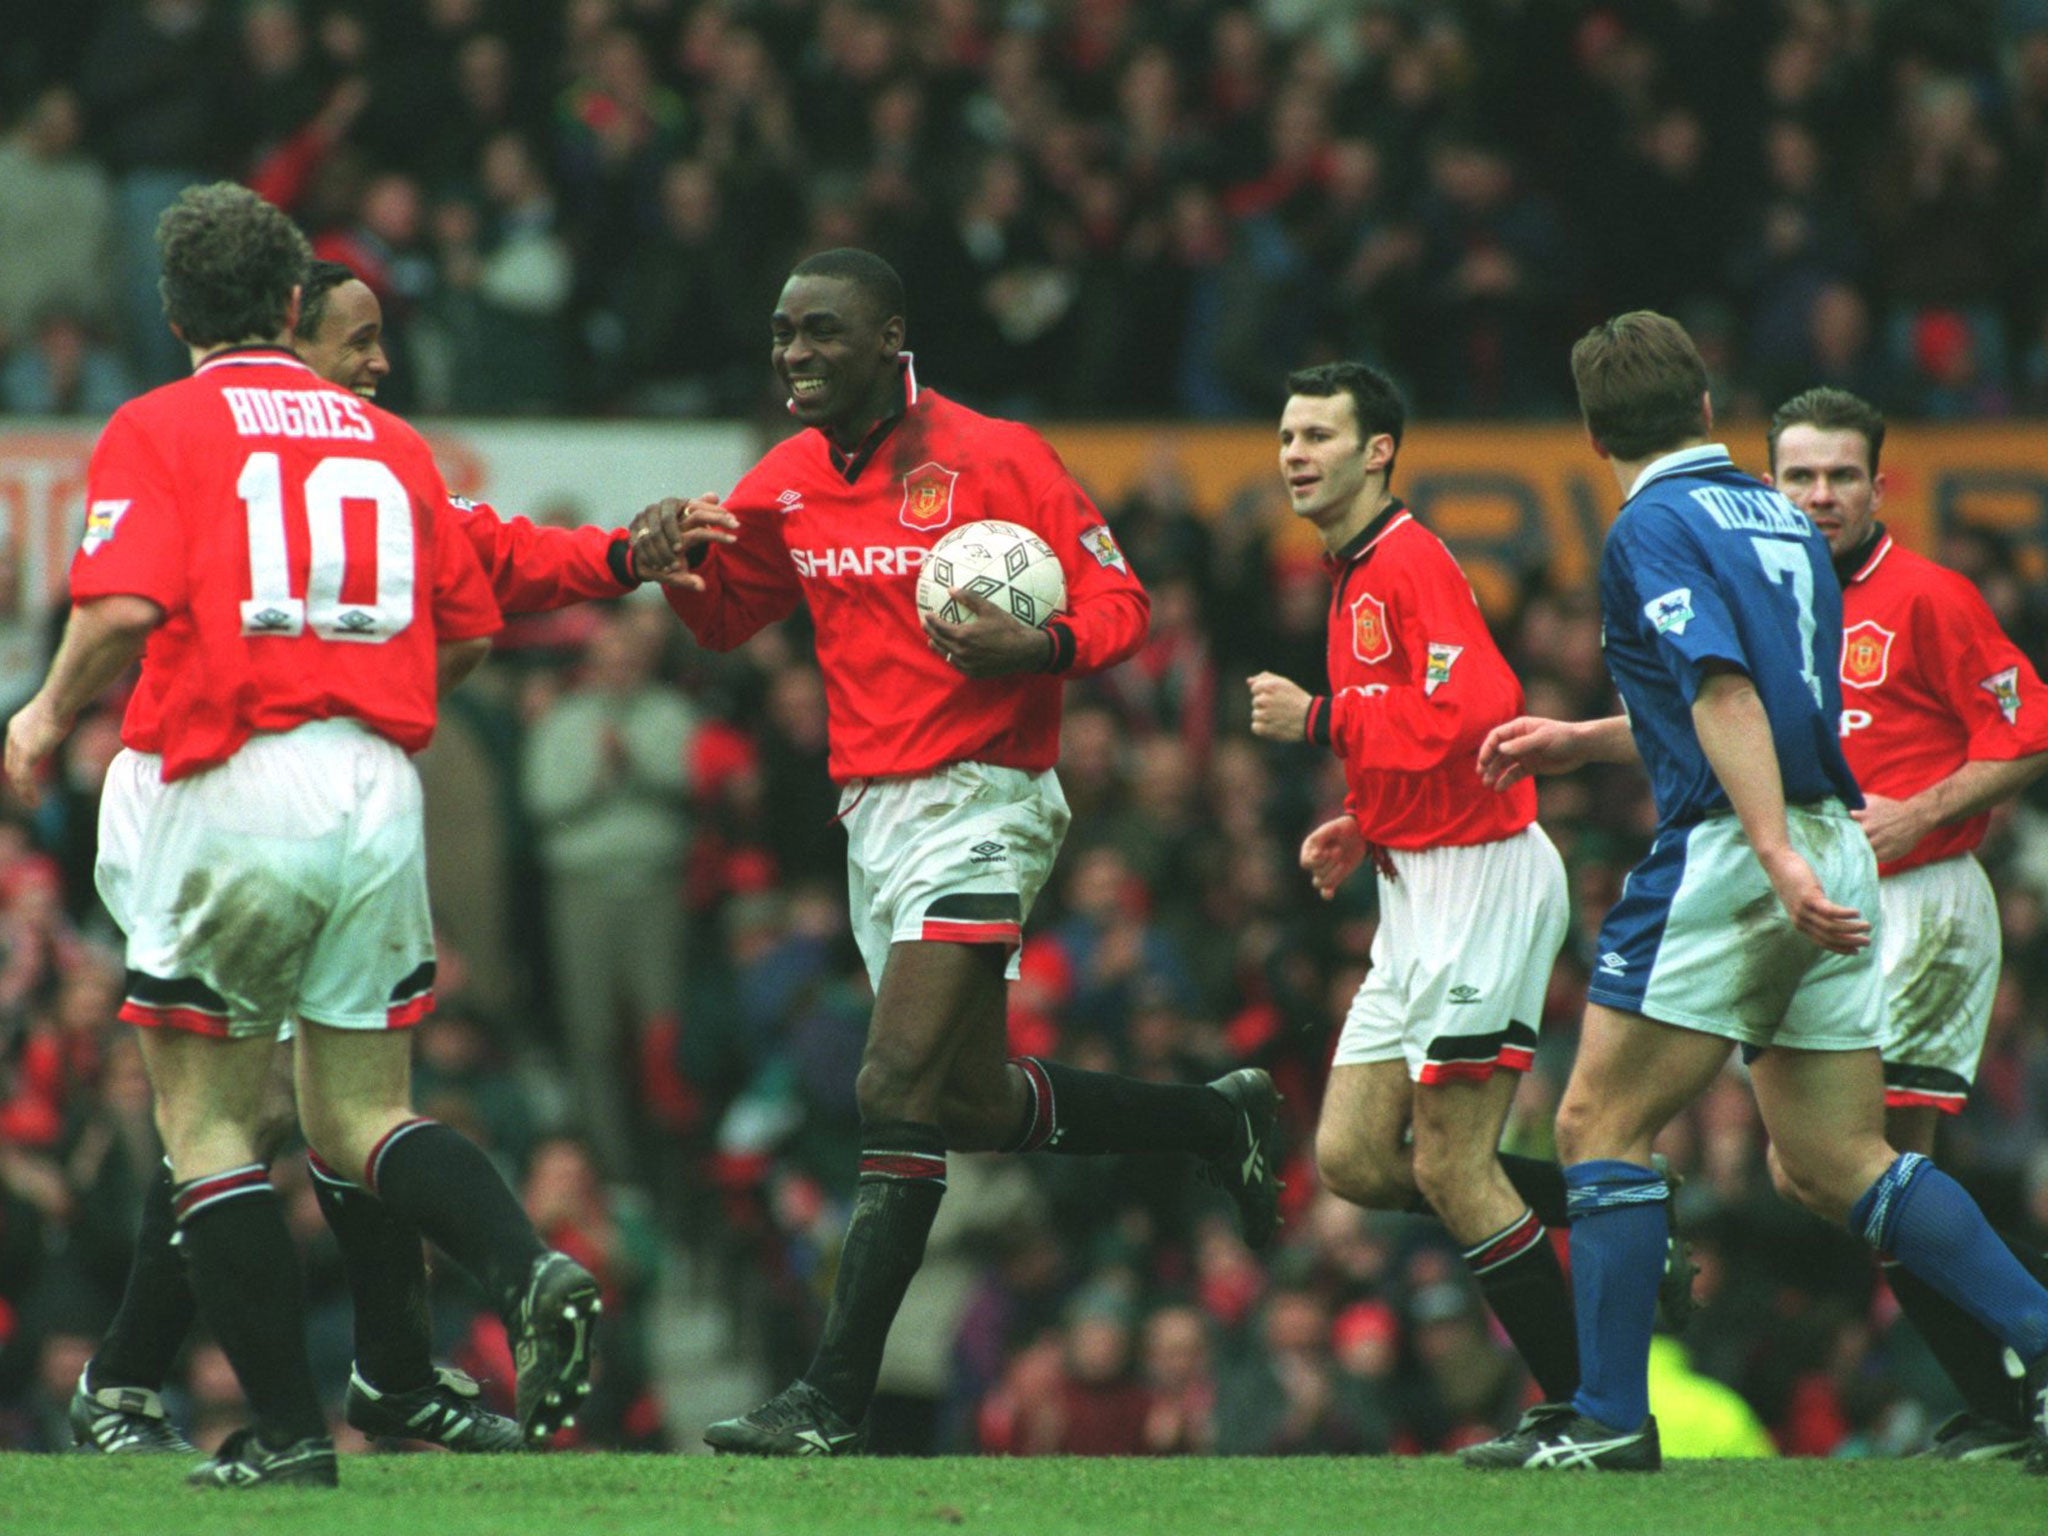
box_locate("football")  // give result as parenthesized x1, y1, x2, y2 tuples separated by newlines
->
(915, 519, 1067, 629)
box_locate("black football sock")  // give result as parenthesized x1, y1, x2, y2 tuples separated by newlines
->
(90, 1159, 198, 1392)
(1464, 1207, 1580, 1403)
(174, 1166, 327, 1444)
(805, 1122, 947, 1423)
(363, 1118, 545, 1321)
(1406, 1154, 1571, 1230)
(1003, 1057, 1234, 1156)
(309, 1152, 435, 1394)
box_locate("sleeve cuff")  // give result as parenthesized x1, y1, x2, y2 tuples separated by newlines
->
(606, 533, 640, 588)
(1043, 619, 1077, 673)
(1306, 695, 1332, 748)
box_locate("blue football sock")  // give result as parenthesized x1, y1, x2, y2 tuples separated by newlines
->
(1852, 1153, 2048, 1367)
(1564, 1159, 1670, 1432)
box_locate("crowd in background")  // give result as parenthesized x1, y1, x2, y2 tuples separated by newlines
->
(5, 0, 2048, 1462)
(7, 1, 2048, 419)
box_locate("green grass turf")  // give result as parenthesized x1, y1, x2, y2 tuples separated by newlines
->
(4, 1454, 2043, 1536)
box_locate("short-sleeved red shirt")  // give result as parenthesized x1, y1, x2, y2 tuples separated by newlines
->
(1303, 505, 1535, 849)
(69, 348, 500, 779)
(1837, 531, 2048, 874)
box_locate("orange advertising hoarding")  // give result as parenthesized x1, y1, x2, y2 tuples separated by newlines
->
(1041, 422, 2048, 616)
(3, 419, 2043, 626)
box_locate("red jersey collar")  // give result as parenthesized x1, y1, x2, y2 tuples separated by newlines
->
(1847, 530, 1893, 585)
(1322, 499, 1411, 574)
(194, 346, 313, 377)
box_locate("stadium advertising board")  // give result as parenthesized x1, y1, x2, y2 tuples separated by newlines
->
(1041, 423, 2048, 618)
(3, 420, 2043, 624)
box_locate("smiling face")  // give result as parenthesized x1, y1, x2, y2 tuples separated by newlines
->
(1278, 391, 1390, 536)
(1769, 422, 1882, 558)
(297, 278, 389, 397)
(771, 273, 904, 445)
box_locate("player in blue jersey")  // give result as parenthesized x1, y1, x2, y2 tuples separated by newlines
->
(1460, 311, 2048, 1472)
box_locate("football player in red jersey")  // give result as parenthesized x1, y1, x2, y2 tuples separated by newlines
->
(1767, 386, 2048, 1461)
(628, 248, 1282, 1456)
(1246, 362, 1583, 1410)
(3, 186, 598, 1487)
(64, 257, 666, 1463)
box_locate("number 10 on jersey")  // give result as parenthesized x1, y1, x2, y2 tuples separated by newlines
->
(237, 451, 416, 642)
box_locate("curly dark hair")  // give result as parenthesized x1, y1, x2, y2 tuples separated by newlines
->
(294, 259, 359, 343)
(156, 182, 311, 348)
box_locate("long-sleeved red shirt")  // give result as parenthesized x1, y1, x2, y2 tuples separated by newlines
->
(1837, 530, 2048, 875)
(452, 497, 636, 614)
(665, 365, 1148, 782)
(1302, 504, 1534, 849)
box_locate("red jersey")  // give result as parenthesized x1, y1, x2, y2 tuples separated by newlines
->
(1301, 505, 1534, 849)
(1837, 531, 2048, 875)
(453, 496, 635, 614)
(665, 363, 1149, 783)
(69, 348, 500, 780)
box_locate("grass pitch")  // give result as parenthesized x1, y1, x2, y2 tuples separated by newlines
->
(4, 1453, 2042, 1536)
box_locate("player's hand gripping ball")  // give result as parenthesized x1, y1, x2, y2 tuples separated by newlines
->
(915, 520, 1067, 630)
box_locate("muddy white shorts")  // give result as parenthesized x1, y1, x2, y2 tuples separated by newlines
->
(1876, 854, 1999, 1113)
(97, 720, 436, 1039)
(1331, 824, 1569, 1084)
(840, 761, 1070, 990)
(1588, 800, 1883, 1050)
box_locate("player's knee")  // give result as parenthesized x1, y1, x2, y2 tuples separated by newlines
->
(855, 1053, 927, 1123)
(1315, 1132, 1408, 1211)
(1409, 1133, 1486, 1215)
(1769, 1145, 1863, 1226)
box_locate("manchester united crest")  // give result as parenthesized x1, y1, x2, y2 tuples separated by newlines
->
(899, 462, 959, 532)
(1350, 591, 1392, 665)
(1839, 619, 1894, 689)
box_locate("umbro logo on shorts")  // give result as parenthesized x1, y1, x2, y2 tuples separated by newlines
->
(970, 840, 1007, 864)
(1448, 984, 1481, 1005)
(1599, 952, 1628, 975)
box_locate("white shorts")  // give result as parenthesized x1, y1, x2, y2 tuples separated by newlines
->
(841, 762, 1070, 991)
(98, 721, 436, 1039)
(1877, 854, 1999, 1114)
(1589, 800, 1882, 1050)
(1331, 824, 1568, 1083)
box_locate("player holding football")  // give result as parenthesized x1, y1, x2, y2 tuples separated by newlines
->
(1245, 361, 1581, 1406)
(1765, 386, 2048, 1459)
(68, 258, 661, 1460)
(1463, 312, 2048, 1471)
(5, 186, 599, 1487)
(627, 248, 1282, 1456)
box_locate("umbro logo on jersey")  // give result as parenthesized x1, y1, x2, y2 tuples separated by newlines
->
(970, 840, 1007, 864)
(248, 607, 295, 632)
(1448, 984, 1481, 1005)
(335, 610, 377, 633)
(777, 489, 805, 514)
(1599, 952, 1628, 975)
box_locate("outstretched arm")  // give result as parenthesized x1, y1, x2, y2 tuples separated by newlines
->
(1477, 714, 1637, 790)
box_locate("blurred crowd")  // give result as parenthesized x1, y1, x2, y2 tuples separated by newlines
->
(9, 2, 2048, 420)
(5, 457, 2048, 1457)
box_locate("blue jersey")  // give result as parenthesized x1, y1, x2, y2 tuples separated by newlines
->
(1599, 445, 1860, 830)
